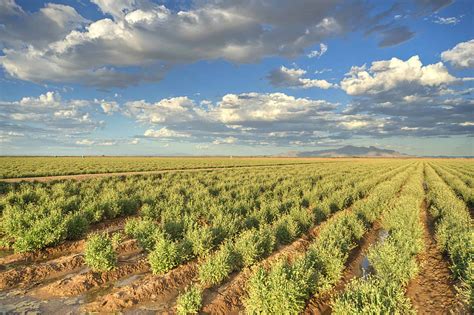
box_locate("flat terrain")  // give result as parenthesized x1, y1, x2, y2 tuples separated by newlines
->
(0, 156, 339, 179)
(0, 158, 471, 314)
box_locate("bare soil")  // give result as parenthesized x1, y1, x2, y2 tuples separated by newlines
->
(406, 201, 460, 314)
(84, 259, 199, 312)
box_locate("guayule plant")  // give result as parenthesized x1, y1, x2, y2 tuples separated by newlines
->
(84, 233, 118, 272)
(176, 285, 202, 315)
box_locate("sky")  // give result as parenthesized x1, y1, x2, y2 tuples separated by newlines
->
(0, 0, 473, 156)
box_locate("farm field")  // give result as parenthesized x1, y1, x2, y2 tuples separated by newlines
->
(0, 156, 335, 179)
(0, 159, 472, 314)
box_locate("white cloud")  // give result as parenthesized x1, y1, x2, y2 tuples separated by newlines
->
(144, 127, 190, 138)
(125, 97, 206, 124)
(340, 55, 456, 95)
(99, 100, 119, 114)
(210, 92, 336, 123)
(212, 137, 237, 145)
(432, 16, 461, 25)
(441, 39, 474, 69)
(195, 144, 210, 149)
(0, 0, 422, 87)
(76, 139, 95, 145)
(267, 66, 335, 89)
(307, 43, 328, 58)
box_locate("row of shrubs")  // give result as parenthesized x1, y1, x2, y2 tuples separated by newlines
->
(430, 163, 474, 207)
(440, 164, 474, 188)
(124, 163, 386, 277)
(1, 163, 340, 252)
(425, 164, 473, 310)
(173, 162, 414, 314)
(241, 163, 416, 314)
(332, 164, 425, 313)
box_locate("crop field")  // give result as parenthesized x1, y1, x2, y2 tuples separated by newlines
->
(0, 159, 472, 314)
(0, 156, 328, 179)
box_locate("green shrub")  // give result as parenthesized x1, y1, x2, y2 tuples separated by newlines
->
(176, 285, 202, 315)
(65, 212, 89, 240)
(186, 225, 215, 257)
(148, 237, 183, 275)
(245, 257, 315, 314)
(84, 233, 117, 272)
(125, 217, 159, 251)
(235, 227, 275, 267)
(332, 276, 412, 314)
(198, 242, 238, 286)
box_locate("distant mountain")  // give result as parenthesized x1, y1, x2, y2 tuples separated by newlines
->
(279, 145, 409, 157)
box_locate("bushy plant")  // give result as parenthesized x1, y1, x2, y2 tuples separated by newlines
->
(245, 257, 315, 314)
(198, 242, 238, 285)
(84, 233, 117, 272)
(331, 276, 412, 314)
(186, 225, 215, 257)
(148, 237, 183, 275)
(125, 217, 159, 251)
(176, 285, 202, 315)
(65, 212, 89, 240)
(235, 227, 275, 267)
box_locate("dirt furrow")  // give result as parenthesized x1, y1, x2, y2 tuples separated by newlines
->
(83, 260, 199, 312)
(36, 254, 149, 297)
(406, 201, 459, 314)
(0, 239, 139, 290)
(0, 253, 85, 290)
(303, 222, 382, 314)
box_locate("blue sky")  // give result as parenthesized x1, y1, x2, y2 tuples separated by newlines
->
(0, 0, 473, 156)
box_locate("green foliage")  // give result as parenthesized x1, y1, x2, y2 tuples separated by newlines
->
(186, 225, 216, 257)
(176, 286, 202, 315)
(124, 217, 160, 251)
(245, 257, 316, 314)
(331, 276, 413, 315)
(234, 226, 275, 267)
(198, 242, 239, 286)
(148, 236, 189, 275)
(84, 233, 117, 272)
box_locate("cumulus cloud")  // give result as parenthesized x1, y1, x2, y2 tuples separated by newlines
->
(267, 66, 335, 89)
(340, 55, 456, 96)
(441, 39, 474, 69)
(98, 100, 120, 114)
(307, 43, 328, 58)
(144, 127, 191, 138)
(0, 0, 442, 87)
(0, 91, 105, 145)
(0, 0, 89, 48)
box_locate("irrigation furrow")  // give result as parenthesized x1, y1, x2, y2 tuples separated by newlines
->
(406, 200, 458, 314)
(0, 239, 140, 290)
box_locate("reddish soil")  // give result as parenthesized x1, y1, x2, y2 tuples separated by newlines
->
(0, 239, 139, 291)
(303, 222, 382, 314)
(0, 254, 85, 290)
(83, 259, 199, 312)
(406, 201, 460, 314)
(36, 254, 149, 297)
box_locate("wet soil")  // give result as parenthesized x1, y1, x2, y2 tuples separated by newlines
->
(406, 201, 460, 314)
